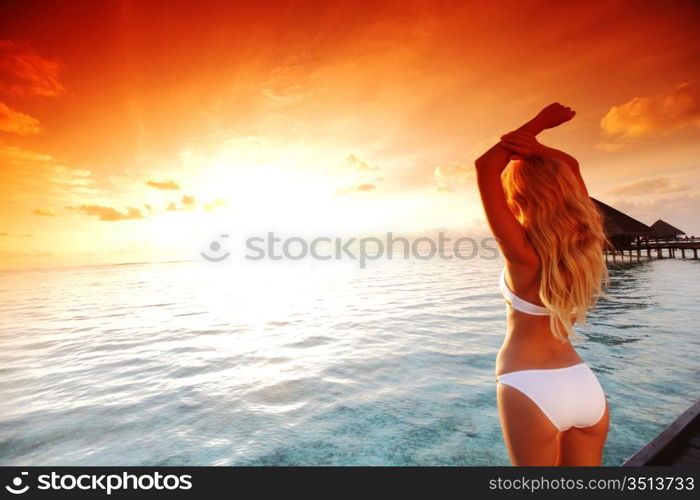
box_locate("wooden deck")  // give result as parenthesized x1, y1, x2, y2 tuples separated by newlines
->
(623, 400, 700, 465)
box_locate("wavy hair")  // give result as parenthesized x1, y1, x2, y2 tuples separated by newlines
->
(501, 155, 611, 341)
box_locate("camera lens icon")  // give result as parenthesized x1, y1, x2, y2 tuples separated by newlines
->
(5, 472, 29, 494)
(201, 234, 230, 262)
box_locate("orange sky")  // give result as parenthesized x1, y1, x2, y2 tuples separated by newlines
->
(1, 0, 699, 269)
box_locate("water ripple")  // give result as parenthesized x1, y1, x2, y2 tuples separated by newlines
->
(0, 258, 697, 465)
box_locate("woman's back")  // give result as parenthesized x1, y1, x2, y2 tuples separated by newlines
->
(496, 261, 583, 376)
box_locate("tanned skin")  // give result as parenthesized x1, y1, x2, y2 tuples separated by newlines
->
(475, 103, 608, 465)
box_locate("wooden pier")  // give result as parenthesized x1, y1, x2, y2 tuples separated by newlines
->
(623, 401, 700, 466)
(604, 241, 700, 262)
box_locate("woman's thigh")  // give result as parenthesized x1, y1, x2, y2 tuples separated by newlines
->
(497, 383, 560, 465)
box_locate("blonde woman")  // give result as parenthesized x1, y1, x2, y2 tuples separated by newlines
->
(475, 103, 610, 465)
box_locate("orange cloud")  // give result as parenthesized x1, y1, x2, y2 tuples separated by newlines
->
(166, 195, 197, 211)
(347, 154, 379, 172)
(605, 177, 689, 197)
(146, 179, 180, 190)
(433, 163, 472, 192)
(336, 183, 376, 194)
(600, 82, 700, 141)
(32, 208, 56, 216)
(0, 142, 96, 207)
(0, 40, 66, 98)
(434, 164, 472, 183)
(0, 141, 52, 163)
(69, 205, 145, 221)
(0, 101, 41, 135)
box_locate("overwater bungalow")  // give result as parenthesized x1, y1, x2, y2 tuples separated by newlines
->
(590, 198, 653, 251)
(591, 198, 697, 260)
(650, 219, 686, 241)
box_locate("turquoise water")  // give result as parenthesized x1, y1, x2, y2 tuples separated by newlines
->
(0, 256, 697, 465)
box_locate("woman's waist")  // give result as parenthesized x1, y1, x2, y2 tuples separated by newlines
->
(502, 318, 575, 344)
(496, 340, 583, 376)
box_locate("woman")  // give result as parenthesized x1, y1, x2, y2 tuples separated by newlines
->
(474, 103, 611, 466)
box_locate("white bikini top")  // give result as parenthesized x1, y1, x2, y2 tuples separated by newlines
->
(499, 268, 550, 316)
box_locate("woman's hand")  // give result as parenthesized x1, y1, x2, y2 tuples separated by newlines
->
(499, 131, 544, 158)
(533, 103, 576, 130)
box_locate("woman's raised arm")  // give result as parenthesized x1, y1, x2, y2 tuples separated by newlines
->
(474, 103, 576, 265)
(474, 120, 543, 265)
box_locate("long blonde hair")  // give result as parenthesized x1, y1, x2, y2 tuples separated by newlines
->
(502, 155, 610, 341)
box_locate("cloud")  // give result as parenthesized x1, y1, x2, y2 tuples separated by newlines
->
(0, 101, 41, 135)
(146, 179, 180, 190)
(166, 195, 197, 211)
(600, 82, 700, 142)
(336, 183, 377, 194)
(432, 163, 472, 192)
(347, 154, 379, 172)
(0, 40, 66, 98)
(203, 197, 227, 212)
(69, 205, 145, 221)
(32, 208, 56, 216)
(0, 141, 52, 163)
(434, 164, 472, 183)
(261, 85, 308, 106)
(605, 177, 689, 197)
(0, 142, 97, 206)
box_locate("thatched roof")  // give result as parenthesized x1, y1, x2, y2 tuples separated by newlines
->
(591, 198, 653, 237)
(650, 219, 686, 236)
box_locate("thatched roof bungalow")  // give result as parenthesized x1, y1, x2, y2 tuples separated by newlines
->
(591, 198, 653, 250)
(650, 219, 686, 239)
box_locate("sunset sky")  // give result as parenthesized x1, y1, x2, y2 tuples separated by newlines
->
(1, 0, 699, 269)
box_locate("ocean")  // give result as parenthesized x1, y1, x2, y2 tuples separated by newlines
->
(0, 254, 698, 465)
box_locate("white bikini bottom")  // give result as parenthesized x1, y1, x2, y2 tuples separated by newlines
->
(496, 363, 607, 432)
